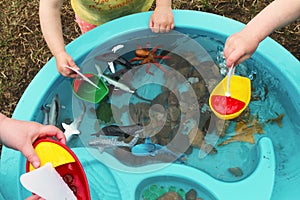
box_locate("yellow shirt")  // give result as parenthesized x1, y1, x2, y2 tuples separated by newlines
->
(71, 0, 155, 25)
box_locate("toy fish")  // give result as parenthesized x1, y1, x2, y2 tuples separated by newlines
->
(131, 137, 186, 163)
(42, 94, 60, 126)
(95, 46, 134, 72)
(91, 124, 144, 137)
(49, 94, 60, 126)
(95, 64, 134, 93)
(111, 44, 124, 53)
(109, 44, 124, 73)
(41, 105, 50, 125)
(88, 133, 139, 153)
(95, 64, 151, 102)
(62, 101, 86, 143)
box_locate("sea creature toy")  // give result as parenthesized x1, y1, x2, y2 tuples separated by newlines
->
(129, 43, 171, 75)
(41, 105, 50, 125)
(62, 101, 86, 143)
(48, 94, 60, 126)
(95, 44, 134, 73)
(218, 113, 284, 146)
(91, 124, 144, 137)
(109, 44, 125, 73)
(42, 94, 61, 126)
(96, 63, 134, 93)
(88, 133, 140, 153)
(111, 44, 124, 53)
(95, 64, 152, 102)
(131, 137, 186, 163)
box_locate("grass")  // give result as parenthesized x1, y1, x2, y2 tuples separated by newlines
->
(0, 0, 299, 117)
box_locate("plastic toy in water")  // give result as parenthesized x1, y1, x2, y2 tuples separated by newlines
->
(95, 64, 152, 102)
(41, 94, 61, 126)
(131, 137, 186, 163)
(107, 44, 125, 73)
(25, 139, 91, 200)
(94, 44, 135, 73)
(62, 101, 86, 143)
(71, 71, 109, 104)
(66, 66, 100, 89)
(209, 66, 251, 120)
(88, 133, 140, 152)
(129, 43, 171, 75)
(91, 124, 144, 137)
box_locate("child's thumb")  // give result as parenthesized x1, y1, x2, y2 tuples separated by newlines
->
(22, 146, 40, 169)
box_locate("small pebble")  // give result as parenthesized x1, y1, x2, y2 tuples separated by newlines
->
(228, 167, 243, 177)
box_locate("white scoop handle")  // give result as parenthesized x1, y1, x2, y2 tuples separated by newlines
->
(225, 65, 235, 97)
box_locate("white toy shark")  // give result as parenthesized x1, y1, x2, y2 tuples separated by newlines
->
(88, 133, 140, 153)
(95, 64, 135, 94)
(62, 101, 86, 143)
(95, 64, 151, 102)
(108, 44, 124, 73)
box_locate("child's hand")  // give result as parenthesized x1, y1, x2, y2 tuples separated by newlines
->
(149, 6, 174, 33)
(224, 31, 260, 67)
(0, 115, 66, 168)
(55, 51, 80, 78)
(20, 124, 66, 168)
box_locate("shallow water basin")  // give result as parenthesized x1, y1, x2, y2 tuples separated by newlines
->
(1, 10, 300, 200)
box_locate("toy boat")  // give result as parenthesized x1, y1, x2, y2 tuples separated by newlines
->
(26, 139, 91, 200)
(209, 74, 251, 120)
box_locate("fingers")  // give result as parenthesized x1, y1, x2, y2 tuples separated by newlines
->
(39, 125, 66, 144)
(149, 15, 174, 33)
(26, 194, 45, 200)
(22, 143, 40, 169)
(224, 36, 237, 67)
(224, 47, 237, 67)
(224, 32, 259, 67)
(21, 125, 65, 169)
(59, 66, 78, 78)
(59, 62, 80, 78)
(225, 47, 251, 67)
(150, 22, 174, 33)
(56, 53, 80, 78)
(235, 53, 251, 66)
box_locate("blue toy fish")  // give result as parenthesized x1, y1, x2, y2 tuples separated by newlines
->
(131, 137, 186, 163)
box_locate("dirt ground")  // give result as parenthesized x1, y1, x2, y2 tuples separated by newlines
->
(0, 0, 299, 117)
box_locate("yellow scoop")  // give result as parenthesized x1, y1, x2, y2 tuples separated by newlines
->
(209, 68, 251, 120)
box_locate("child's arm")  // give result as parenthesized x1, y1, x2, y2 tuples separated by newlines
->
(224, 0, 300, 67)
(39, 0, 79, 77)
(149, 0, 174, 33)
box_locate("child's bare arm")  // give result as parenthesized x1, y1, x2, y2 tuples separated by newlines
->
(39, 0, 79, 77)
(224, 0, 300, 67)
